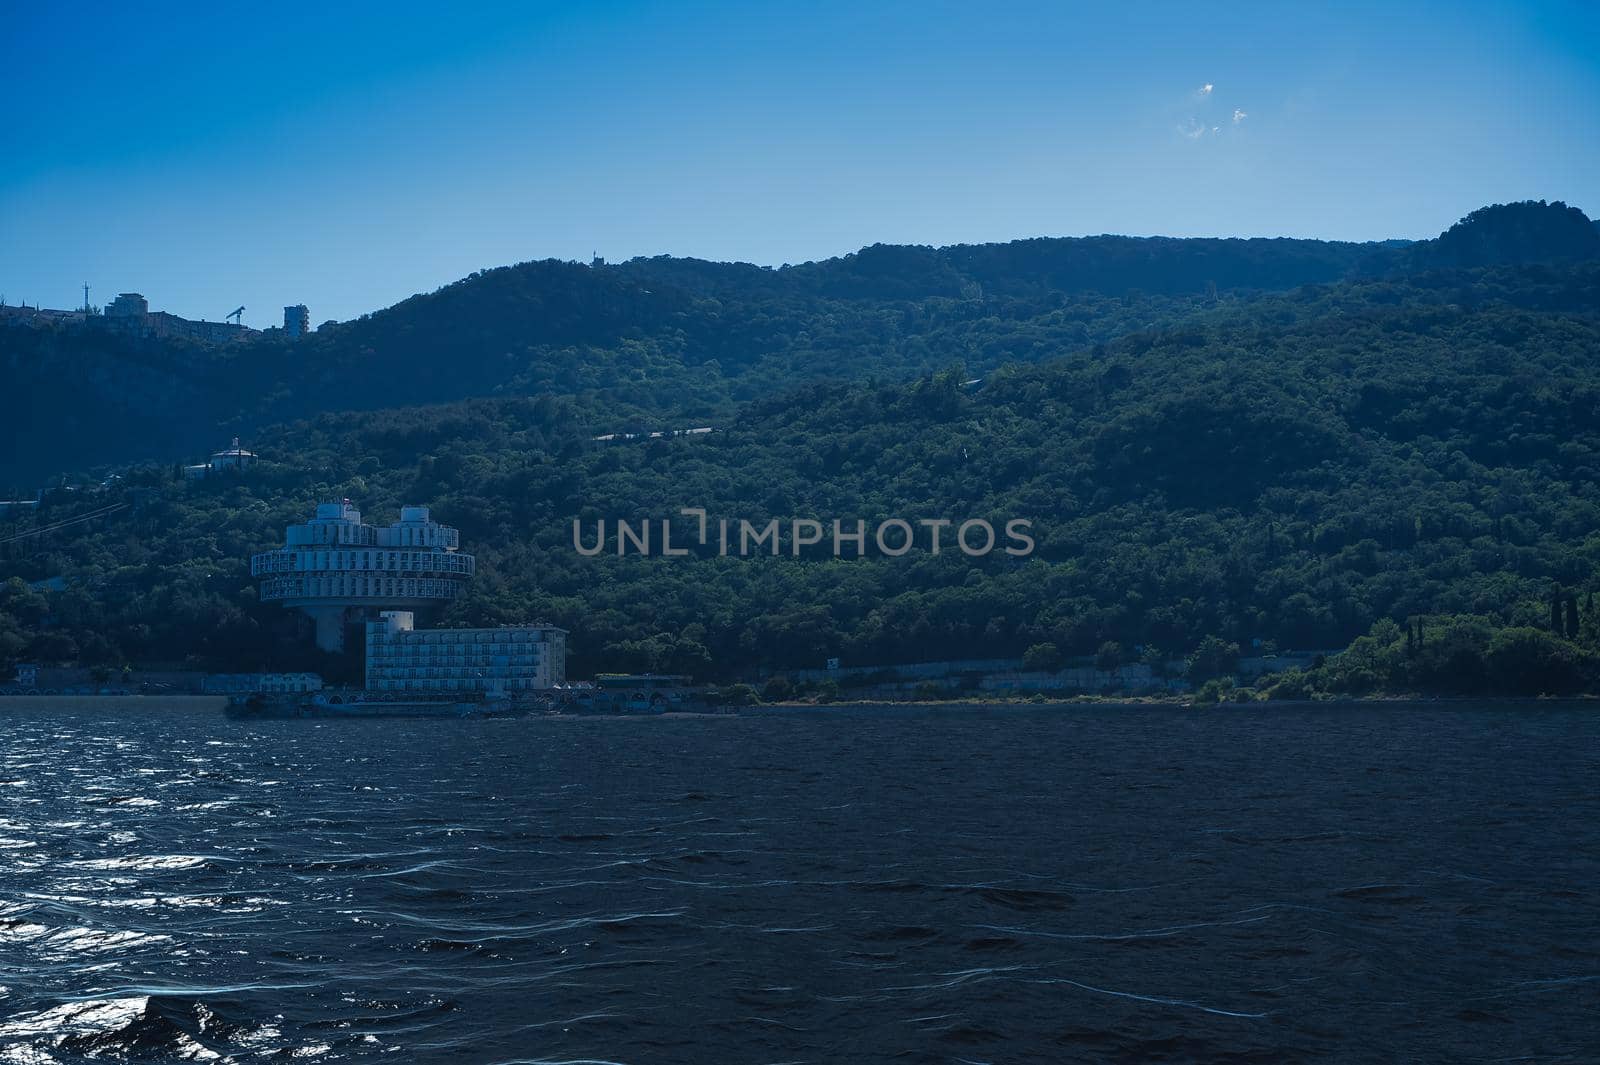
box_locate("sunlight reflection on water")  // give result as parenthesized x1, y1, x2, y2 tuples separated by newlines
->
(1, 701, 1596, 1063)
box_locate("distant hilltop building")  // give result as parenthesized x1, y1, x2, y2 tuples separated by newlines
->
(0, 291, 274, 344)
(184, 437, 258, 479)
(0, 302, 89, 327)
(99, 291, 252, 343)
(365, 611, 567, 694)
(252, 502, 475, 652)
(105, 292, 149, 318)
(284, 304, 310, 337)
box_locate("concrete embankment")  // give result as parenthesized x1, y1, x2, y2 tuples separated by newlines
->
(0, 695, 228, 711)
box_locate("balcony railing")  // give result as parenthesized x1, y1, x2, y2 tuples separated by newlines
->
(252, 549, 475, 578)
(258, 575, 465, 602)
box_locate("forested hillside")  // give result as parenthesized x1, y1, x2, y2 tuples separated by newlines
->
(3, 228, 1384, 485)
(4, 202, 1599, 696)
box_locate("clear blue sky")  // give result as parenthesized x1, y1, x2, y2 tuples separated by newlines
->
(2, 0, 1596, 326)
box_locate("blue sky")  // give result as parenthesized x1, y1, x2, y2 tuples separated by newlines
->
(2, 0, 1597, 325)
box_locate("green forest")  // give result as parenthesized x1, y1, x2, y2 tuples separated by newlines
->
(3, 201, 1600, 697)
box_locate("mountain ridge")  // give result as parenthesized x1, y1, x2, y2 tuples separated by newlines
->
(1, 199, 1593, 488)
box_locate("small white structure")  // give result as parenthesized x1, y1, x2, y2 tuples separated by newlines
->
(209, 437, 256, 473)
(364, 611, 567, 694)
(185, 438, 258, 479)
(202, 672, 323, 694)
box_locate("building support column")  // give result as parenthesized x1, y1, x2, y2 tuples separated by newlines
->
(306, 606, 349, 653)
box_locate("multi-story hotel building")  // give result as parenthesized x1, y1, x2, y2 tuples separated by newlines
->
(364, 611, 567, 694)
(252, 502, 475, 651)
(283, 304, 310, 337)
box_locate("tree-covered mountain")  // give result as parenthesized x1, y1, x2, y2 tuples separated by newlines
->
(2, 225, 1388, 486)
(11, 201, 1591, 491)
(1389, 200, 1600, 273)
(4, 203, 1599, 696)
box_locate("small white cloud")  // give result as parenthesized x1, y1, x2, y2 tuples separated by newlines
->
(1199, 83, 1214, 95)
(1232, 108, 1247, 124)
(1180, 119, 1207, 140)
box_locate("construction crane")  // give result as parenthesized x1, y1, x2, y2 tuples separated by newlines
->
(226, 306, 244, 325)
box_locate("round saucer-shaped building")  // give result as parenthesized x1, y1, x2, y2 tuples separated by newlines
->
(252, 502, 475, 651)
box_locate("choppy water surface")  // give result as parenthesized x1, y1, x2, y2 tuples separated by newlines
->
(1, 702, 1597, 1063)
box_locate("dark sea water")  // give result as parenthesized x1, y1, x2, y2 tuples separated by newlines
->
(2, 701, 1597, 1064)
